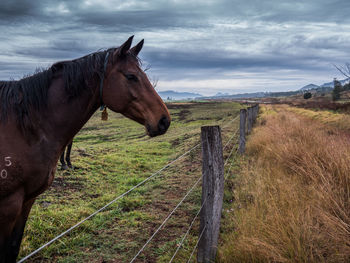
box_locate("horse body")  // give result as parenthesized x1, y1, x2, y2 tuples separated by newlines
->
(0, 36, 170, 262)
(0, 117, 58, 262)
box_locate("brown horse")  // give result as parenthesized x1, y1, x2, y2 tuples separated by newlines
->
(0, 36, 170, 262)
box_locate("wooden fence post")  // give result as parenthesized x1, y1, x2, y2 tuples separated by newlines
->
(254, 104, 259, 122)
(239, 109, 247, 154)
(247, 107, 253, 134)
(252, 105, 257, 123)
(198, 126, 225, 263)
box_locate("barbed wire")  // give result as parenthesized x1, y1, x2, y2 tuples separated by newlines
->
(129, 175, 203, 263)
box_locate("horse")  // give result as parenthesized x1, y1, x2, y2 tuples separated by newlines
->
(0, 36, 171, 262)
(60, 141, 73, 170)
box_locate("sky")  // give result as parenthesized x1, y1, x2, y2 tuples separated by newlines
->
(0, 0, 349, 96)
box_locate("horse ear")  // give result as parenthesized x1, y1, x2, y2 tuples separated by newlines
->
(130, 39, 144, 56)
(115, 35, 134, 58)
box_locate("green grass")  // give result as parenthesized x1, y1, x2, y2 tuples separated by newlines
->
(19, 101, 242, 263)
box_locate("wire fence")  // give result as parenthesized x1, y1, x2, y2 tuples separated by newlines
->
(168, 197, 207, 263)
(187, 225, 207, 263)
(164, 126, 240, 263)
(18, 108, 248, 263)
(18, 143, 201, 263)
(129, 175, 203, 263)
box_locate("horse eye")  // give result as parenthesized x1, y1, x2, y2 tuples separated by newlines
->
(124, 74, 138, 82)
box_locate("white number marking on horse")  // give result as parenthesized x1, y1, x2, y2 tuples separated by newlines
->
(0, 157, 12, 179)
(0, 169, 7, 179)
(4, 157, 12, 167)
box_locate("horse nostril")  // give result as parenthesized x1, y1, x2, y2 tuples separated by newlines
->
(158, 116, 170, 133)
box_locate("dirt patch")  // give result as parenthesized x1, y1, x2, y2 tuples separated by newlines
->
(165, 103, 196, 109)
(178, 109, 191, 121)
(51, 176, 85, 193)
(171, 138, 181, 147)
(76, 148, 91, 157)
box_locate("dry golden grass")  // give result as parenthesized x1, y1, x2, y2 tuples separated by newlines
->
(218, 105, 350, 263)
(286, 105, 350, 131)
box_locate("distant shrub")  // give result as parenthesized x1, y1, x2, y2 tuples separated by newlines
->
(303, 92, 312, 99)
(332, 78, 343, 101)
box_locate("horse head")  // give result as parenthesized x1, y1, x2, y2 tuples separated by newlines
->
(103, 36, 171, 137)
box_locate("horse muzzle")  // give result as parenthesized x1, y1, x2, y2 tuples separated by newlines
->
(147, 115, 171, 137)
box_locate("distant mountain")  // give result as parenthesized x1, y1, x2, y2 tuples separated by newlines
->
(201, 92, 267, 99)
(158, 90, 202, 100)
(300, 84, 320, 91)
(158, 78, 350, 101)
(320, 78, 350, 88)
(215, 92, 230, 97)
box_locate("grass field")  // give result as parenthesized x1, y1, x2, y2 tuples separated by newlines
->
(218, 105, 350, 263)
(19, 101, 242, 263)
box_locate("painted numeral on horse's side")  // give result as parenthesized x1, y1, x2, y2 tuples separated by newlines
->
(0, 169, 7, 179)
(4, 157, 12, 167)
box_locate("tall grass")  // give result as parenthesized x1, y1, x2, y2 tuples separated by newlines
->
(287, 105, 350, 131)
(219, 106, 350, 263)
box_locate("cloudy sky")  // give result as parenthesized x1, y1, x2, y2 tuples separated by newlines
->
(0, 0, 349, 96)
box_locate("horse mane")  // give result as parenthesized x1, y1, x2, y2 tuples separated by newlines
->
(0, 47, 117, 133)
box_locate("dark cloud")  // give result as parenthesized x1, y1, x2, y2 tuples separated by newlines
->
(0, 0, 349, 93)
(0, 0, 38, 19)
(75, 10, 203, 30)
(214, 0, 350, 23)
(145, 49, 327, 71)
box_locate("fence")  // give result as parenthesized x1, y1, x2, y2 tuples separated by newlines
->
(18, 104, 259, 263)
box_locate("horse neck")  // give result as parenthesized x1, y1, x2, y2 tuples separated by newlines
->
(43, 76, 100, 149)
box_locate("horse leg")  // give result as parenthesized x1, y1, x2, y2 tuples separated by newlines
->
(60, 149, 68, 170)
(65, 142, 73, 169)
(0, 189, 24, 263)
(5, 198, 35, 262)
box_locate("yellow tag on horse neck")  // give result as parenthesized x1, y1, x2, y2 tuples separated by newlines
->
(101, 107, 108, 121)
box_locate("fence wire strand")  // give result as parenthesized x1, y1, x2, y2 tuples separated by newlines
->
(221, 115, 239, 129)
(168, 197, 207, 263)
(129, 175, 203, 263)
(225, 148, 239, 180)
(224, 129, 239, 167)
(151, 113, 239, 143)
(18, 143, 201, 263)
(223, 127, 239, 151)
(186, 224, 207, 263)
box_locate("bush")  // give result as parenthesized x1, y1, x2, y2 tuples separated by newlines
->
(303, 92, 312, 99)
